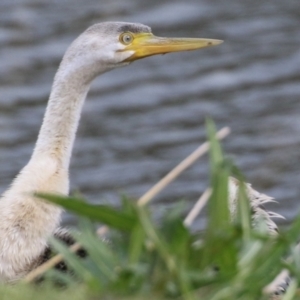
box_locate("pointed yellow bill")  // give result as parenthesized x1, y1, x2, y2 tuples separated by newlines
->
(121, 33, 223, 62)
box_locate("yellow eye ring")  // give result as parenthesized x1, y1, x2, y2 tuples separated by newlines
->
(119, 32, 134, 45)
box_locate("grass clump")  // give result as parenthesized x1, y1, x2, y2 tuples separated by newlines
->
(4, 120, 300, 299)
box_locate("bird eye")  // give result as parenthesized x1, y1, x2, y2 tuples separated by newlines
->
(120, 33, 134, 45)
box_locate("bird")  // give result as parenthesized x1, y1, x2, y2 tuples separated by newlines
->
(0, 22, 223, 282)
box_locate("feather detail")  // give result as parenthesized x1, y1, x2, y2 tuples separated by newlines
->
(228, 177, 281, 236)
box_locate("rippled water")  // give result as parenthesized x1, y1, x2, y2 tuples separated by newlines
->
(1, 0, 300, 227)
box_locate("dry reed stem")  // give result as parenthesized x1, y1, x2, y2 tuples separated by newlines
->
(184, 188, 212, 227)
(137, 126, 230, 206)
(24, 126, 230, 283)
(23, 226, 108, 283)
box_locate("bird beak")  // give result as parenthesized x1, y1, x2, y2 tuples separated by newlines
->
(122, 33, 223, 62)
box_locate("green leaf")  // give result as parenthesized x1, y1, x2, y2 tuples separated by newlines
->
(205, 118, 231, 231)
(136, 206, 176, 274)
(72, 219, 116, 282)
(203, 119, 237, 273)
(128, 224, 145, 264)
(36, 193, 136, 231)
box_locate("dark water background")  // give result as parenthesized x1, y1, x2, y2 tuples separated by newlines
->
(1, 0, 300, 227)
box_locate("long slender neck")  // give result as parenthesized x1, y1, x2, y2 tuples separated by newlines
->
(31, 56, 101, 170)
(0, 51, 105, 283)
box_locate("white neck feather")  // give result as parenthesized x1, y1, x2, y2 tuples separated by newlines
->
(32, 63, 92, 169)
(0, 43, 107, 282)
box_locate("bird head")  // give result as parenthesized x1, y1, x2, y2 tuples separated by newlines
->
(61, 22, 222, 78)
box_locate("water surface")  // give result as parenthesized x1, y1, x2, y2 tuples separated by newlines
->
(1, 0, 300, 227)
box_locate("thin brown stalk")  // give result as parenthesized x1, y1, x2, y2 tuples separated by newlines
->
(138, 126, 230, 206)
(184, 188, 212, 227)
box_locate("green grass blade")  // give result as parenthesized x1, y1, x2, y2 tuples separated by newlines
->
(48, 237, 96, 285)
(36, 193, 136, 231)
(203, 119, 237, 273)
(128, 224, 145, 264)
(72, 220, 116, 282)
